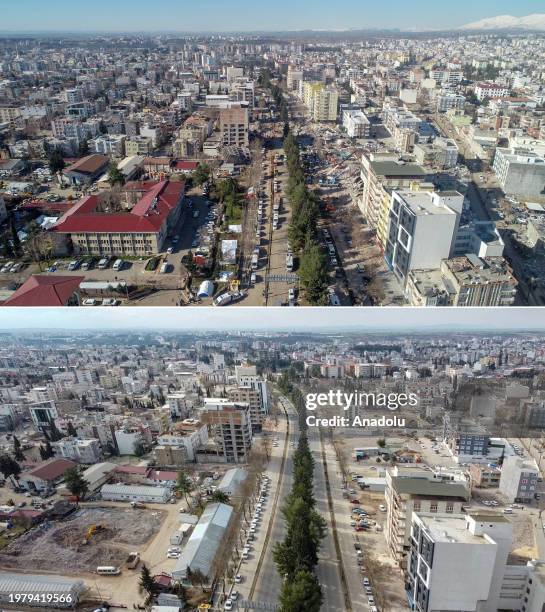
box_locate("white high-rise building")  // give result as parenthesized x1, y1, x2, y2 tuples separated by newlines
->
(385, 190, 464, 284)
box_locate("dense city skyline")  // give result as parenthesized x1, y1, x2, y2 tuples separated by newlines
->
(0, 1, 542, 33)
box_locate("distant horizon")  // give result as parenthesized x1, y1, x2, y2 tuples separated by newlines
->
(0, 1, 541, 34)
(0, 308, 544, 334)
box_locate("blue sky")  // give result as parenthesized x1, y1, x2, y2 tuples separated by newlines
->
(0, 308, 542, 332)
(0, 0, 541, 32)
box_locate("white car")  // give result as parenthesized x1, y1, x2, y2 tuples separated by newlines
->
(230, 590, 239, 601)
(235, 574, 243, 583)
(224, 601, 233, 611)
(379, 504, 387, 512)
(83, 298, 98, 306)
(166, 552, 180, 559)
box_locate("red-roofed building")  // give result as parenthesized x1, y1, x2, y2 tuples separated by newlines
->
(19, 458, 77, 494)
(173, 160, 199, 173)
(50, 180, 186, 256)
(3, 275, 83, 307)
(63, 154, 110, 186)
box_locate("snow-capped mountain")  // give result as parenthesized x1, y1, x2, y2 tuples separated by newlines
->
(460, 13, 545, 31)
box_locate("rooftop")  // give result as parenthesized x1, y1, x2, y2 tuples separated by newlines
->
(52, 179, 185, 234)
(3, 275, 83, 307)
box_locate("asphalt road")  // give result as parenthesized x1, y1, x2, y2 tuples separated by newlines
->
(307, 427, 345, 611)
(250, 396, 298, 605)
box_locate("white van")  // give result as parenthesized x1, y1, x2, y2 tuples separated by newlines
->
(98, 258, 110, 269)
(96, 566, 121, 575)
(112, 259, 124, 271)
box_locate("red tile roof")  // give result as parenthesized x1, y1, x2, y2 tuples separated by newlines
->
(149, 470, 178, 481)
(51, 180, 185, 234)
(3, 275, 84, 307)
(173, 161, 199, 171)
(23, 458, 77, 482)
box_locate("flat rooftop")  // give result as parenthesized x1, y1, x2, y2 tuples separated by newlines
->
(418, 514, 487, 545)
(396, 190, 455, 216)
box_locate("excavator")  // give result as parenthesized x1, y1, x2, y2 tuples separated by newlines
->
(82, 524, 106, 545)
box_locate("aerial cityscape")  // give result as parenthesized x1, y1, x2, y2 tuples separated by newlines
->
(2, 1, 545, 611)
(0, 308, 543, 611)
(0, 3, 544, 307)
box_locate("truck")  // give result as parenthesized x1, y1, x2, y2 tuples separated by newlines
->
(130, 501, 146, 509)
(126, 551, 140, 570)
(251, 253, 258, 270)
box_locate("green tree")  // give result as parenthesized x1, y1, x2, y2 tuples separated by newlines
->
(209, 490, 230, 504)
(299, 242, 328, 305)
(139, 563, 159, 599)
(174, 471, 193, 507)
(9, 215, 21, 256)
(0, 454, 21, 485)
(192, 163, 211, 186)
(107, 162, 125, 187)
(377, 438, 386, 448)
(48, 150, 65, 174)
(133, 441, 146, 457)
(63, 466, 89, 501)
(12, 436, 25, 462)
(279, 570, 323, 612)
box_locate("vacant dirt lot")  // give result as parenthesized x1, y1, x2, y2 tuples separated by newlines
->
(0, 506, 163, 575)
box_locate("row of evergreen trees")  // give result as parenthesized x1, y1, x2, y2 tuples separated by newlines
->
(274, 385, 326, 611)
(284, 131, 329, 305)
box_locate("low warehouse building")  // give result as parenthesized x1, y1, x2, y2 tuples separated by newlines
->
(0, 573, 85, 609)
(217, 467, 246, 496)
(172, 502, 233, 583)
(100, 483, 171, 504)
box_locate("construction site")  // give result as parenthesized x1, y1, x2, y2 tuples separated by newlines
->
(0, 506, 163, 575)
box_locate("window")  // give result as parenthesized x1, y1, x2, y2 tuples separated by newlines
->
(430, 503, 438, 513)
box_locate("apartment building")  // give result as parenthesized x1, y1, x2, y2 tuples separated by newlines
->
(414, 138, 459, 169)
(407, 512, 513, 612)
(156, 420, 208, 462)
(492, 147, 545, 198)
(499, 455, 540, 503)
(234, 365, 269, 423)
(89, 134, 126, 157)
(385, 190, 463, 285)
(219, 104, 249, 147)
(51, 179, 186, 257)
(342, 109, 371, 138)
(436, 92, 465, 113)
(469, 464, 501, 488)
(440, 255, 518, 307)
(28, 400, 59, 434)
(303, 82, 338, 122)
(174, 114, 213, 157)
(359, 155, 427, 248)
(385, 466, 470, 563)
(53, 438, 102, 464)
(444, 432, 491, 463)
(200, 398, 253, 464)
(125, 136, 154, 156)
(287, 65, 304, 91)
(475, 82, 509, 101)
